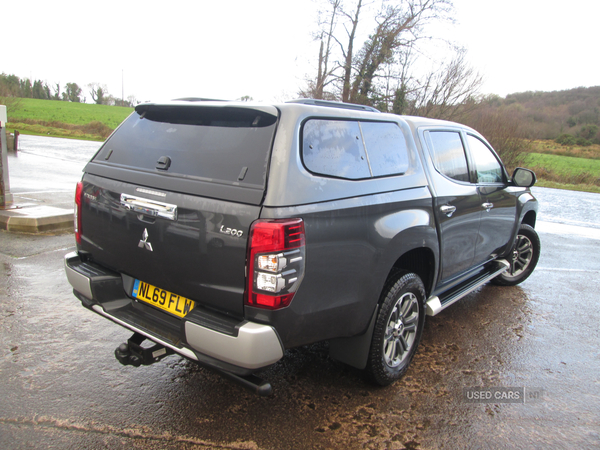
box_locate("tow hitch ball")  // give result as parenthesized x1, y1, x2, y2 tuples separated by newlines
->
(115, 332, 174, 367)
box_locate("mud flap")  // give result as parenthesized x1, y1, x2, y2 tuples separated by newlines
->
(328, 305, 378, 370)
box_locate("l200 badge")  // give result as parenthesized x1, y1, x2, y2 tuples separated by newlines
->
(219, 225, 244, 238)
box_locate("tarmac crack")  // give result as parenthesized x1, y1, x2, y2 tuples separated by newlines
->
(0, 416, 260, 449)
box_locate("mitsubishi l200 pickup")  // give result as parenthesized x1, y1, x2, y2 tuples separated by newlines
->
(65, 99, 539, 394)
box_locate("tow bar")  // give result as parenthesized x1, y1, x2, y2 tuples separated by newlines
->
(115, 332, 174, 367)
(114, 332, 273, 396)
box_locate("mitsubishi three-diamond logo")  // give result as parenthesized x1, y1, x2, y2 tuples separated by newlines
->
(138, 228, 153, 251)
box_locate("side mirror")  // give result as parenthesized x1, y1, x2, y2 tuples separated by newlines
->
(512, 168, 536, 187)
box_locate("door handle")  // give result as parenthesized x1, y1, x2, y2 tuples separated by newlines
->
(440, 205, 457, 217)
(482, 202, 494, 212)
(120, 194, 177, 221)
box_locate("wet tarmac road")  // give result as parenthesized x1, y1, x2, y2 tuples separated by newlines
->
(1, 141, 600, 449)
(5, 135, 100, 209)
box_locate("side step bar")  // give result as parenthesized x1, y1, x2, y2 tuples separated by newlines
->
(216, 370, 273, 397)
(425, 259, 510, 316)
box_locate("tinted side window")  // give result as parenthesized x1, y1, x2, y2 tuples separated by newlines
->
(428, 131, 469, 182)
(303, 120, 371, 179)
(360, 122, 409, 177)
(302, 120, 409, 179)
(467, 135, 504, 183)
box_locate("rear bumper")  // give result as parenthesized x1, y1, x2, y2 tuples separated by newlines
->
(64, 251, 284, 374)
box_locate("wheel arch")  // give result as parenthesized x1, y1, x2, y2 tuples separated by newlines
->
(522, 209, 537, 228)
(385, 247, 436, 298)
(517, 190, 538, 229)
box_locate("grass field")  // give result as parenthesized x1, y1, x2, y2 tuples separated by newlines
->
(529, 139, 600, 160)
(524, 152, 600, 176)
(523, 142, 600, 193)
(6, 98, 133, 140)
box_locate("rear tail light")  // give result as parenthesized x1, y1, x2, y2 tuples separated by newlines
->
(245, 219, 305, 310)
(74, 181, 83, 244)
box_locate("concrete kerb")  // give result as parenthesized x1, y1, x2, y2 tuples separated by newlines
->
(0, 206, 74, 233)
(1, 133, 90, 234)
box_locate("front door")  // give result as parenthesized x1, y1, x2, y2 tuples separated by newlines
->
(465, 134, 518, 265)
(425, 130, 482, 283)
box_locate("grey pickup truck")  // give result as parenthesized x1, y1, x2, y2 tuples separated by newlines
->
(65, 99, 539, 394)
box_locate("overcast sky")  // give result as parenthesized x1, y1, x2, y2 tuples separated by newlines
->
(4, 0, 599, 104)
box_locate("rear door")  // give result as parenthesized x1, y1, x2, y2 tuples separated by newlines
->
(79, 103, 279, 317)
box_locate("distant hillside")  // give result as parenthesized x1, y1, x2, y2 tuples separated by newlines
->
(480, 86, 600, 142)
(4, 86, 600, 145)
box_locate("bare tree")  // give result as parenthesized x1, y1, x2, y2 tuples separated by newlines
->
(127, 94, 139, 106)
(317, 0, 341, 99)
(301, 0, 454, 106)
(405, 48, 483, 120)
(88, 83, 108, 105)
(299, 0, 366, 100)
(349, 0, 451, 104)
(338, 0, 364, 102)
(462, 102, 530, 172)
(299, 0, 342, 100)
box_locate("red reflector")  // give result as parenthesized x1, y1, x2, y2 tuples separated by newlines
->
(74, 181, 83, 244)
(251, 292, 295, 309)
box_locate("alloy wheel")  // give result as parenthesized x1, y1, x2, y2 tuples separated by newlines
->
(383, 292, 419, 368)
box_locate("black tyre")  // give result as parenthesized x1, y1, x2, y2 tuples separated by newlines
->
(492, 223, 540, 286)
(366, 272, 425, 386)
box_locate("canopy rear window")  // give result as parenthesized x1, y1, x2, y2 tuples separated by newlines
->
(93, 105, 278, 189)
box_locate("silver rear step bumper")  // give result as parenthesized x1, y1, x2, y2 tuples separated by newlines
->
(64, 251, 284, 371)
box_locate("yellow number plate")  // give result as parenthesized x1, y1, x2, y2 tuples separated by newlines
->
(132, 280, 195, 318)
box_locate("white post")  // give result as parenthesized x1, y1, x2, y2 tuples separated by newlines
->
(0, 105, 14, 207)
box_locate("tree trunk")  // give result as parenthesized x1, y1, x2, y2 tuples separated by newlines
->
(342, 0, 362, 103)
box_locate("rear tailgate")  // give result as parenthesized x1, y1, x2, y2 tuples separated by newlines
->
(78, 103, 279, 317)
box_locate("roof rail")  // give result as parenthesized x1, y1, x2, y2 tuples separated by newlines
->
(287, 99, 380, 113)
(172, 97, 228, 102)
